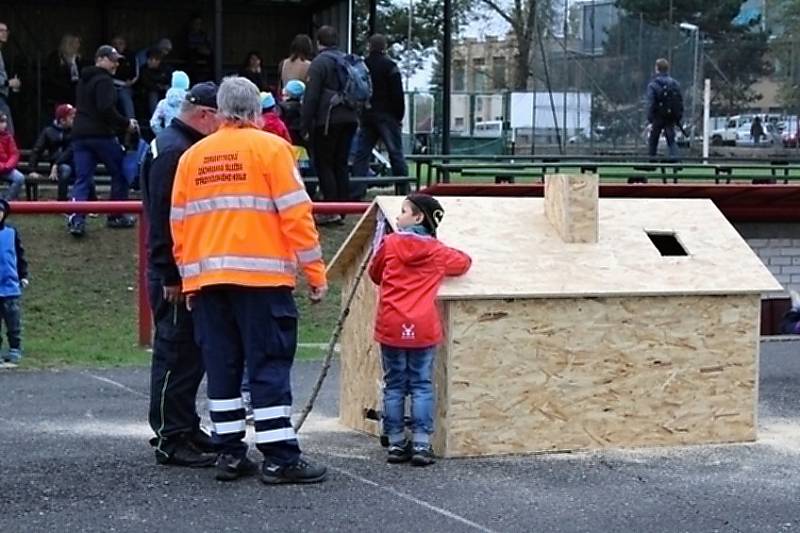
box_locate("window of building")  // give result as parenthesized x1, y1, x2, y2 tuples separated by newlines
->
(492, 57, 507, 89)
(472, 58, 487, 92)
(453, 60, 466, 92)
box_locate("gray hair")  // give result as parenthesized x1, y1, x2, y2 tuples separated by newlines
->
(217, 76, 262, 125)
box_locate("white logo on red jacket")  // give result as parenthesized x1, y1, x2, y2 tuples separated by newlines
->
(401, 323, 416, 340)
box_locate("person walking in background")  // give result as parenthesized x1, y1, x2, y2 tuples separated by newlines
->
(136, 49, 170, 120)
(171, 76, 328, 484)
(352, 34, 408, 178)
(301, 26, 358, 222)
(0, 199, 28, 368)
(646, 58, 683, 160)
(141, 82, 221, 467)
(44, 33, 83, 111)
(751, 116, 765, 145)
(150, 71, 190, 135)
(279, 34, 313, 91)
(0, 22, 21, 135)
(69, 45, 139, 237)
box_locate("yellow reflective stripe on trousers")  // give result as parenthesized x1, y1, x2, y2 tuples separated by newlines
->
(179, 256, 297, 279)
(214, 420, 246, 435)
(208, 397, 244, 412)
(255, 427, 296, 444)
(296, 245, 323, 265)
(252, 405, 292, 421)
(170, 195, 277, 221)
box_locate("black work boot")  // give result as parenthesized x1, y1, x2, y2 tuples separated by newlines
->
(190, 429, 217, 454)
(261, 457, 327, 485)
(215, 453, 258, 481)
(155, 441, 217, 468)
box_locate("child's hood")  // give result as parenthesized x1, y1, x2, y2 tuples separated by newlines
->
(387, 231, 439, 267)
(166, 87, 186, 107)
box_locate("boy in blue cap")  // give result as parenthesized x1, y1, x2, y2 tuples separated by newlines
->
(0, 199, 27, 368)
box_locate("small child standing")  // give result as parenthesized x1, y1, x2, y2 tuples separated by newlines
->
(278, 79, 305, 147)
(0, 199, 28, 367)
(259, 91, 292, 143)
(150, 71, 190, 135)
(368, 194, 471, 465)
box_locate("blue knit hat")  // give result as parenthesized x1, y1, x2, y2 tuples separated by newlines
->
(260, 91, 276, 110)
(171, 70, 190, 90)
(284, 79, 305, 99)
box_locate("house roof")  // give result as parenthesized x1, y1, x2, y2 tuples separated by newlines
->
(327, 196, 781, 299)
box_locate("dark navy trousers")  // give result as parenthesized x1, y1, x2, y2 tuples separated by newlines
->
(192, 285, 301, 466)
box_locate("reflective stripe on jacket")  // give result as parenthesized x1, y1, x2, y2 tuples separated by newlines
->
(170, 125, 325, 293)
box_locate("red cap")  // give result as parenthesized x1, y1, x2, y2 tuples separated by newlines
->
(55, 104, 76, 121)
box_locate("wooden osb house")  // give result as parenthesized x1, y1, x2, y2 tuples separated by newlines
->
(327, 175, 781, 458)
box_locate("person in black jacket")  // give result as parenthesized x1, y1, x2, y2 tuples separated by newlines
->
(29, 103, 96, 201)
(646, 58, 683, 160)
(301, 25, 358, 218)
(68, 45, 138, 237)
(140, 82, 221, 467)
(352, 34, 407, 178)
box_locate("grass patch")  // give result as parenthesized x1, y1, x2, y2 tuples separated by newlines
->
(11, 211, 357, 369)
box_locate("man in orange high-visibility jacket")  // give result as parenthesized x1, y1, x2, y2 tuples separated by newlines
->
(171, 76, 328, 485)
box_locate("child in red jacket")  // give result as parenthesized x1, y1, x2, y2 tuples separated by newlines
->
(259, 91, 292, 144)
(0, 114, 24, 200)
(368, 193, 471, 466)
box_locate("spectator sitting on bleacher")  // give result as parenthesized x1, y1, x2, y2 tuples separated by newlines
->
(260, 91, 291, 143)
(150, 71, 190, 135)
(136, 49, 170, 120)
(29, 103, 97, 202)
(0, 113, 22, 200)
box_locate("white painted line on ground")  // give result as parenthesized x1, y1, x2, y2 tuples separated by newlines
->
(84, 372, 148, 398)
(329, 465, 499, 533)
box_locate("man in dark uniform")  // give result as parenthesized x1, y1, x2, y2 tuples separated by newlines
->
(141, 82, 221, 466)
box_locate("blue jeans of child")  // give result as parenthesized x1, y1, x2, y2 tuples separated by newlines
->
(0, 169, 24, 200)
(0, 297, 22, 359)
(380, 345, 436, 445)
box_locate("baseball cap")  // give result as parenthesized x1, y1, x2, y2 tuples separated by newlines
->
(95, 45, 122, 61)
(55, 103, 76, 121)
(406, 193, 445, 236)
(186, 82, 219, 109)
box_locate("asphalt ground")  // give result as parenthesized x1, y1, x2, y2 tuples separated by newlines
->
(1, 341, 799, 533)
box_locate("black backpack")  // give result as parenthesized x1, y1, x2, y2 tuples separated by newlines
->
(654, 79, 681, 122)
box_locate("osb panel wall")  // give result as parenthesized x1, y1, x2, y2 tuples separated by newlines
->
(544, 174, 599, 243)
(431, 303, 452, 454)
(339, 246, 382, 436)
(443, 295, 760, 457)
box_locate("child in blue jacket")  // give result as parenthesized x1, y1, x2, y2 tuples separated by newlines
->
(0, 199, 27, 367)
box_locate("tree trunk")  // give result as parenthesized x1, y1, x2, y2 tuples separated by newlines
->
(514, 38, 532, 90)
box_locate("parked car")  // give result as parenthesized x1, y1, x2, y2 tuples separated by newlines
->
(711, 115, 753, 146)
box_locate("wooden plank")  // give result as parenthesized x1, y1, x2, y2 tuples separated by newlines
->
(544, 174, 599, 243)
(441, 294, 761, 457)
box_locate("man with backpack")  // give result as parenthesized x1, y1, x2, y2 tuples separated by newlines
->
(301, 25, 365, 223)
(646, 58, 683, 160)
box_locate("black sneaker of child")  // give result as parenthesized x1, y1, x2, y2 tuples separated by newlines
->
(386, 441, 413, 464)
(261, 457, 327, 484)
(215, 453, 258, 481)
(411, 443, 435, 467)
